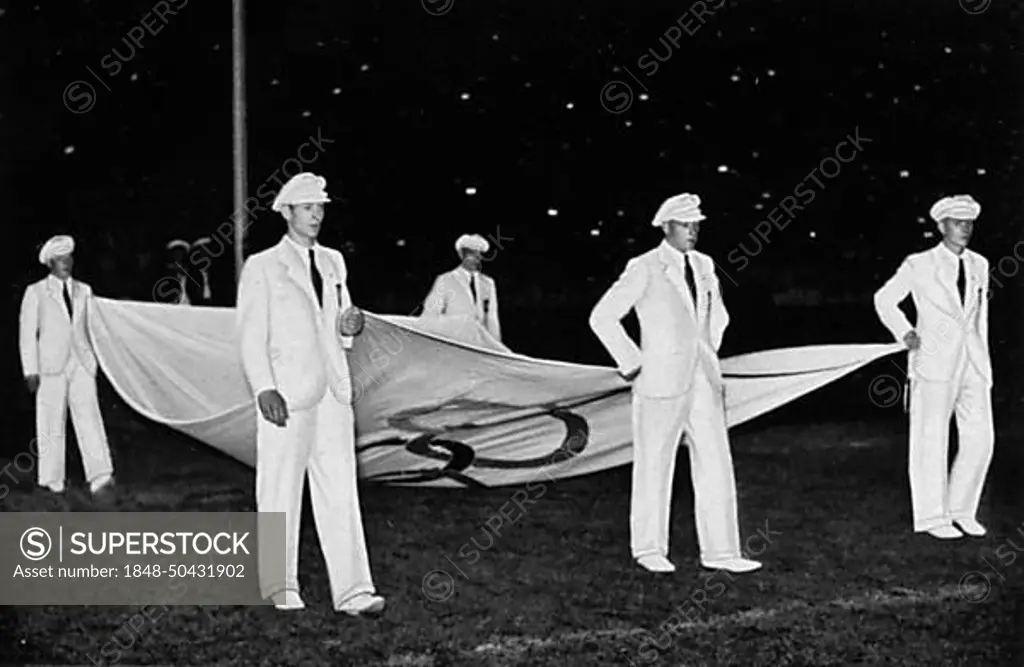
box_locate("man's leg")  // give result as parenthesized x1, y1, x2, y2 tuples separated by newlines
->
(36, 372, 69, 491)
(684, 368, 742, 563)
(630, 392, 689, 560)
(66, 362, 114, 489)
(307, 394, 377, 608)
(948, 365, 995, 525)
(908, 377, 958, 532)
(256, 404, 314, 603)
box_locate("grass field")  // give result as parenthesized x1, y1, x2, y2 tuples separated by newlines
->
(1, 380, 1022, 666)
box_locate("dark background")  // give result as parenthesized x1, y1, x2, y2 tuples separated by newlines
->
(2, 0, 1022, 436)
(1, 6, 1023, 664)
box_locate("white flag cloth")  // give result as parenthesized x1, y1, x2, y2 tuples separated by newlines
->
(86, 298, 904, 488)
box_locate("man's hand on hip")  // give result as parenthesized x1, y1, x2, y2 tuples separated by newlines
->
(903, 330, 921, 351)
(257, 389, 289, 427)
(25, 375, 39, 394)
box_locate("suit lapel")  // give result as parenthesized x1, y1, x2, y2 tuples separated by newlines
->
(930, 246, 963, 315)
(658, 245, 696, 315)
(45, 277, 72, 320)
(319, 252, 341, 315)
(459, 268, 476, 303)
(455, 268, 482, 314)
(478, 273, 493, 314)
(962, 252, 982, 317)
(276, 239, 320, 311)
(45, 279, 61, 307)
(67, 279, 81, 322)
(691, 253, 710, 320)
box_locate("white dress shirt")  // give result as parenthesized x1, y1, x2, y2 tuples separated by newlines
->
(283, 234, 320, 271)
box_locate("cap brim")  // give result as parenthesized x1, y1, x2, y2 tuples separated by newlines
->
(654, 215, 705, 225)
(273, 197, 331, 211)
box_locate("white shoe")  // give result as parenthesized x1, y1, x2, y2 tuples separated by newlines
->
(336, 593, 386, 616)
(90, 474, 114, 495)
(701, 557, 763, 573)
(954, 518, 987, 537)
(272, 590, 306, 610)
(926, 525, 963, 540)
(636, 555, 676, 573)
(40, 482, 65, 494)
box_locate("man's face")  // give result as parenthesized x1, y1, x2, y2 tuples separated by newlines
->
(50, 253, 73, 279)
(285, 203, 325, 242)
(938, 217, 974, 250)
(460, 249, 483, 272)
(663, 219, 700, 252)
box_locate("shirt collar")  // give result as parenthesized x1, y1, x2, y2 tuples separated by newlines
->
(46, 274, 71, 289)
(936, 242, 966, 266)
(283, 234, 318, 259)
(661, 239, 691, 264)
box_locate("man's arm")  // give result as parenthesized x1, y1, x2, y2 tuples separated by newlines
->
(588, 258, 647, 374)
(235, 258, 276, 396)
(873, 257, 915, 344)
(19, 284, 40, 378)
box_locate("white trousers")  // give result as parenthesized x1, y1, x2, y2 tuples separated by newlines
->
(630, 367, 741, 562)
(36, 357, 113, 489)
(908, 354, 994, 531)
(256, 389, 376, 607)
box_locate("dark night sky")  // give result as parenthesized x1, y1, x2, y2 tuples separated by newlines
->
(2, 0, 1023, 367)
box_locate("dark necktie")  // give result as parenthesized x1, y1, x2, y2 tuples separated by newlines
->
(309, 249, 323, 308)
(469, 273, 478, 304)
(63, 283, 73, 318)
(684, 254, 697, 306)
(956, 257, 965, 306)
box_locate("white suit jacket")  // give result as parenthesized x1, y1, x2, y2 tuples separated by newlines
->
(19, 275, 98, 377)
(873, 243, 992, 385)
(589, 241, 729, 398)
(236, 236, 356, 411)
(422, 267, 501, 342)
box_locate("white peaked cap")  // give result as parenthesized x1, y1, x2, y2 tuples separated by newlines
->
(929, 194, 980, 222)
(652, 193, 706, 226)
(272, 172, 331, 212)
(455, 234, 490, 254)
(39, 235, 75, 265)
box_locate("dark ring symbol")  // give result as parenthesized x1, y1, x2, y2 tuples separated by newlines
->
(358, 404, 596, 487)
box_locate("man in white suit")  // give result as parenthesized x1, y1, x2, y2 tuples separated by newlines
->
(19, 235, 114, 496)
(236, 172, 385, 614)
(589, 193, 762, 574)
(188, 237, 215, 306)
(873, 194, 993, 540)
(421, 234, 502, 342)
(163, 239, 192, 305)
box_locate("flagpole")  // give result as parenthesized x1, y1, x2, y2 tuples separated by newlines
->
(232, 0, 247, 288)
